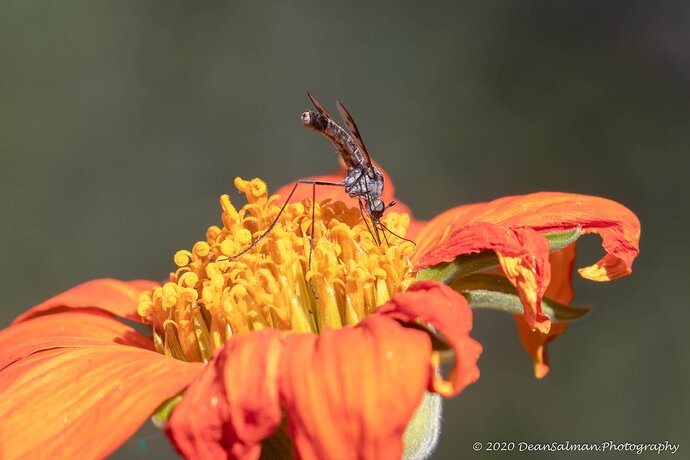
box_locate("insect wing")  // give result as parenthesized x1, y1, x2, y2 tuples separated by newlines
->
(336, 101, 373, 167)
(307, 92, 336, 121)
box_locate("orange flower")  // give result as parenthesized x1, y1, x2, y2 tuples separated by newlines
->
(0, 163, 639, 459)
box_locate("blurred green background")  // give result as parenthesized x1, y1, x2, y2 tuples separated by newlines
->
(1, 1, 688, 458)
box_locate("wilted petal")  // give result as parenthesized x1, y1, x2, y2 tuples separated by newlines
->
(376, 280, 482, 397)
(515, 244, 577, 377)
(416, 223, 552, 333)
(414, 192, 640, 282)
(13, 278, 158, 324)
(0, 309, 154, 371)
(0, 345, 203, 460)
(166, 330, 284, 460)
(516, 320, 567, 379)
(543, 243, 577, 305)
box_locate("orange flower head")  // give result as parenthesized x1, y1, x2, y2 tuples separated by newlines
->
(138, 177, 417, 362)
(0, 157, 640, 460)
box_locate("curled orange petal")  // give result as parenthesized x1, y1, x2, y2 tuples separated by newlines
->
(414, 191, 640, 282)
(516, 244, 578, 378)
(13, 278, 159, 325)
(543, 243, 577, 305)
(376, 280, 482, 397)
(166, 330, 284, 460)
(0, 345, 203, 460)
(416, 223, 552, 333)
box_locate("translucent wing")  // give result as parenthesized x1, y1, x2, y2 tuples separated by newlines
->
(307, 92, 336, 121)
(336, 101, 373, 167)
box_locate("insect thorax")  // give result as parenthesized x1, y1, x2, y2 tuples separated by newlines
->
(344, 165, 385, 216)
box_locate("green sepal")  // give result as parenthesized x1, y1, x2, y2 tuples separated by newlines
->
(453, 274, 590, 322)
(151, 393, 183, 428)
(403, 392, 442, 459)
(416, 252, 499, 284)
(415, 226, 582, 285)
(462, 289, 590, 321)
(544, 225, 582, 252)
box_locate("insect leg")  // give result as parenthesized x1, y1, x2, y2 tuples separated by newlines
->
(358, 199, 376, 241)
(296, 179, 345, 300)
(226, 179, 345, 261)
(370, 216, 382, 246)
(308, 181, 316, 273)
(377, 221, 417, 246)
(380, 220, 391, 246)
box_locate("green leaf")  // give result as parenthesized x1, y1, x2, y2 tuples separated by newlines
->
(416, 226, 582, 285)
(453, 274, 590, 321)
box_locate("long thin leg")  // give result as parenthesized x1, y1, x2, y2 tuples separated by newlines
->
(380, 220, 390, 246)
(358, 199, 376, 242)
(308, 182, 316, 273)
(301, 179, 344, 300)
(377, 221, 417, 246)
(370, 216, 382, 245)
(226, 178, 345, 261)
(358, 196, 414, 248)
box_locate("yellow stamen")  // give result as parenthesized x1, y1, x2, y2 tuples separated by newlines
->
(138, 177, 415, 363)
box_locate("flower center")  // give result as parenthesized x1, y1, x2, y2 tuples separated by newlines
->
(138, 177, 415, 363)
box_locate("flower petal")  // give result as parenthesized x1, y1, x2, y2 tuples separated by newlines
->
(516, 319, 568, 379)
(543, 243, 577, 305)
(416, 223, 552, 333)
(0, 309, 154, 371)
(0, 345, 203, 459)
(166, 330, 284, 460)
(414, 192, 640, 282)
(278, 315, 432, 460)
(376, 280, 482, 397)
(13, 278, 158, 325)
(516, 244, 577, 378)
(405, 218, 428, 242)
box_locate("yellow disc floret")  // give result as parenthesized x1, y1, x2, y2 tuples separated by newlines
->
(138, 177, 415, 363)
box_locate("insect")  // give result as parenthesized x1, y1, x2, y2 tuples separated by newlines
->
(301, 92, 401, 245)
(229, 93, 408, 263)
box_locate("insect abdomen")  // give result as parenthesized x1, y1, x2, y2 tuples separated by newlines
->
(301, 111, 361, 168)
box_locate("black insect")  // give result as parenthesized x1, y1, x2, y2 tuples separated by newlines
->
(301, 92, 400, 245)
(229, 93, 408, 263)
